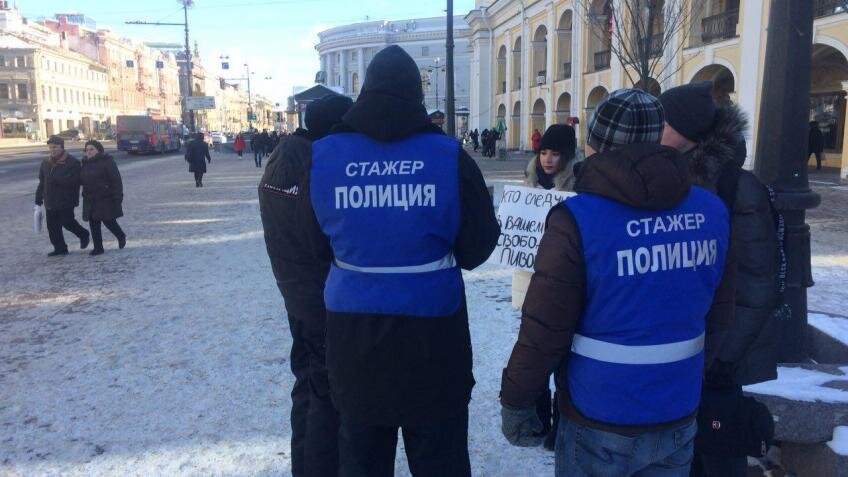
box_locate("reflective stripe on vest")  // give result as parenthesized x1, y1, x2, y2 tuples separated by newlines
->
(335, 253, 456, 274)
(571, 332, 705, 365)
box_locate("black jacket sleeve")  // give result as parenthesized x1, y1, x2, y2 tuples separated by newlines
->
(454, 149, 499, 270)
(718, 172, 778, 365)
(106, 159, 124, 203)
(35, 162, 44, 205)
(501, 204, 585, 409)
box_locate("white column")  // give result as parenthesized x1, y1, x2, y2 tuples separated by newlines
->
(521, 13, 530, 150)
(738, 0, 765, 169)
(610, 0, 623, 90)
(320, 54, 328, 84)
(571, 3, 584, 147)
(841, 81, 848, 182)
(357, 48, 366, 93)
(546, 3, 556, 128)
(474, 31, 492, 132)
(339, 50, 347, 93)
(663, 0, 682, 91)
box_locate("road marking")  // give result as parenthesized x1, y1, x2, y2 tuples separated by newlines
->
(810, 180, 839, 186)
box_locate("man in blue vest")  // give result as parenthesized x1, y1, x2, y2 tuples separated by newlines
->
(309, 45, 499, 476)
(500, 89, 732, 476)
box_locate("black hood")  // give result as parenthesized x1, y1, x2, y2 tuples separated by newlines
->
(575, 143, 691, 210)
(687, 103, 749, 186)
(342, 45, 430, 142)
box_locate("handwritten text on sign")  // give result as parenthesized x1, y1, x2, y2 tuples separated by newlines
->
(490, 185, 575, 271)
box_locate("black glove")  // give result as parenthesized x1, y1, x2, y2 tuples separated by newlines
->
(35, 200, 42, 206)
(501, 404, 544, 447)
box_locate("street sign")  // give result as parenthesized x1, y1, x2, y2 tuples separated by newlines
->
(126, 60, 135, 67)
(186, 96, 216, 110)
(156, 61, 164, 69)
(222, 62, 229, 70)
(248, 113, 257, 121)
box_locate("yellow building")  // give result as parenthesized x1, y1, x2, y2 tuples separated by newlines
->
(466, 0, 848, 178)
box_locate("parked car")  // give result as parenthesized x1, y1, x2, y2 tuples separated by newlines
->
(57, 129, 84, 141)
(210, 131, 227, 144)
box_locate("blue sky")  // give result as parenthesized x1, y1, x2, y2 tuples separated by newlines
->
(20, 0, 476, 104)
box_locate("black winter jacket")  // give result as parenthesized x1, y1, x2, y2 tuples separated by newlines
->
(185, 139, 211, 173)
(317, 86, 499, 426)
(259, 130, 332, 320)
(686, 104, 779, 386)
(36, 152, 81, 210)
(81, 153, 124, 222)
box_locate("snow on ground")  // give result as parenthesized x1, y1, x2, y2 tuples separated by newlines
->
(0, 152, 552, 476)
(744, 366, 848, 403)
(828, 426, 848, 456)
(809, 312, 848, 346)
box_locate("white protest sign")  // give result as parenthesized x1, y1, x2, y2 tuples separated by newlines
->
(489, 185, 575, 271)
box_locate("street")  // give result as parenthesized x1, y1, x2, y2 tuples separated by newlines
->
(0, 147, 846, 476)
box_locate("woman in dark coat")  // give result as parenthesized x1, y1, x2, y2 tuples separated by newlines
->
(81, 140, 126, 255)
(185, 133, 211, 186)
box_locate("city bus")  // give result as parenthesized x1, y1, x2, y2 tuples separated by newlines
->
(116, 115, 182, 154)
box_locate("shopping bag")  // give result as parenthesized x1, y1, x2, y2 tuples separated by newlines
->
(34, 205, 44, 233)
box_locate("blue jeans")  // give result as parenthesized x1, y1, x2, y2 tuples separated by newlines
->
(555, 416, 697, 477)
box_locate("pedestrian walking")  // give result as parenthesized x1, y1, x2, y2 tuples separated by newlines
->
(480, 129, 490, 157)
(259, 93, 354, 477)
(511, 124, 580, 451)
(35, 135, 90, 256)
(80, 140, 126, 256)
(234, 133, 246, 159)
(308, 45, 499, 476)
(259, 129, 272, 162)
(661, 81, 780, 477)
(808, 120, 824, 170)
(500, 89, 731, 477)
(185, 132, 211, 187)
(531, 128, 542, 154)
(470, 128, 479, 152)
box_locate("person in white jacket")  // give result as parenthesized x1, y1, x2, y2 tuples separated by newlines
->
(510, 123, 580, 451)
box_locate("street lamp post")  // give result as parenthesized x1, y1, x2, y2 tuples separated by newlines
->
(445, 0, 456, 137)
(425, 58, 444, 112)
(753, 0, 821, 362)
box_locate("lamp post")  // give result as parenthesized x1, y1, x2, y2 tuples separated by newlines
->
(753, 0, 821, 362)
(445, 0, 456, 137)
(425, 58, 443, 112)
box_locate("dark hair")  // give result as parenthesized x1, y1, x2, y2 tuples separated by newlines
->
(84, 140, 105, 154)
(196, 132, 205, 141)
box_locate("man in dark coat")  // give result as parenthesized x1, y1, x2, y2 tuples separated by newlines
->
(259, 94, 353, 477)
(500, 89, 732, 475)
(660, 81, 779, 477)
(185, 133, 211, 187)
(808, 120, 825, 170)
(35, 135, 90, 256)
(308, 45, 499, 476)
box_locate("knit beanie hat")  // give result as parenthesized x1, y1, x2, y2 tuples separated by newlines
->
(305, 94, 354, 139)
(659, 81, 716, 142)
(587, 88, 665, 153)
(539, 124, 576, 160)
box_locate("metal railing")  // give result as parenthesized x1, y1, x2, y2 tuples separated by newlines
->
(593, 50, 611, 71)
(701, 9, 739, 44)
(814, 0, 847, 18)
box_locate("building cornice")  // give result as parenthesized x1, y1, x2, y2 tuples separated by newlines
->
(316, 29, 471, 54)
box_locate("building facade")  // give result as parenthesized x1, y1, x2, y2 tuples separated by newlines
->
(315, 16, 472, 131)
(466, 0, 848, 178)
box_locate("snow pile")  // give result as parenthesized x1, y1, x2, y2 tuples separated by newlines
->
(809, 312, 848, 346)
(828, 426, 848, 456)
(744, 366, 848, 403)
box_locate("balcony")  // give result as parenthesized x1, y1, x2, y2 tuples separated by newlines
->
(815, 0, 847, 18)
(593, 50, 611, 71)
(536, 71, 547, 86)
(701, 9, 739, 44)
(560, 62, 572, 80)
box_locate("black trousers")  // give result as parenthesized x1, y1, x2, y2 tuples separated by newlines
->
(288, 313, 340, 477)
(46, 208, 88, 252)
(338, 408, 471, 477)
(193, 171, 204, 186)
(809, 152, 823, 169)
(89, 219, 124, 250)
(254, 150, 263, 167)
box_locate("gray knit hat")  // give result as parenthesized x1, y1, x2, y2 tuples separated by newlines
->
(587, 88, 665, 153)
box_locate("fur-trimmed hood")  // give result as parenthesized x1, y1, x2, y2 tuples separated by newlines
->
(525, 156, 579, 191)
(686, 103, 749, 188)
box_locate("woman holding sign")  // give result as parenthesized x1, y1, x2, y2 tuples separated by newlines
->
(512, 123, 579, 451)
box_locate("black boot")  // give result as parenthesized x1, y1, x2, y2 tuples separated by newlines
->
(118, 235, 126, 249)
(48, 249, 69, 257)
(80, 232, 90, 250)
(90, 248, 104, 256)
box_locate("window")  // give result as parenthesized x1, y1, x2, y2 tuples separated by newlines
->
(17, 83, 28, 100)
(41, 85, 46, 99)
(0, 84, 8, 99)
(15, 56, 25, 68)
(422, 46, 429, 57)
(0, 56, 5, 67)
(63, 89, 67, 102)
(48, 86, 53, 101)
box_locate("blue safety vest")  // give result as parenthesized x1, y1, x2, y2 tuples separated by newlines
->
(310, 132, 462, 317)
(564, 186, 729, 426)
